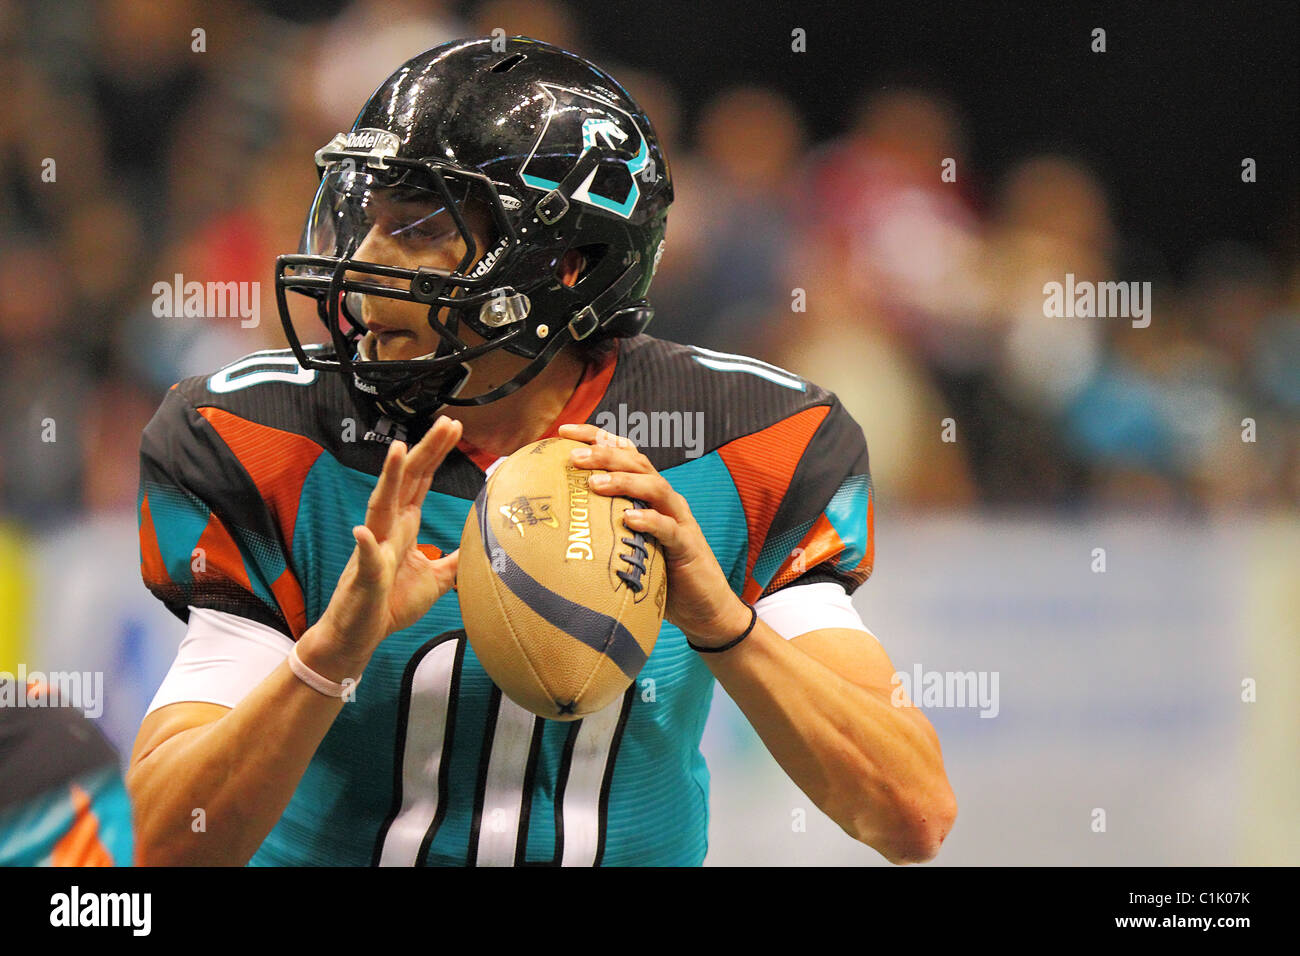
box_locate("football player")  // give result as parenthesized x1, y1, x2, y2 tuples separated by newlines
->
(128, 37, 955, 866)
(0, 698, 133, 866)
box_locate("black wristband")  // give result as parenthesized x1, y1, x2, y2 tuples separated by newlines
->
(687, 602, 758, 654)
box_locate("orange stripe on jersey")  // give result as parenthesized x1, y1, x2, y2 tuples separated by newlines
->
(270, 567, 307, 639)
(761, 513, 846, 599)
(717, 404, 831, 601)
(138, 493, 170, 590)
(50, 784, 114, 867)
(193, 512, 254, 593)
(855, 492, 876, 581)
(197, 407, 322, 547)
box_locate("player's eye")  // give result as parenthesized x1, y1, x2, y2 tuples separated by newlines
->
(389, 208, 458, 244)
(363, 189, 458, 245)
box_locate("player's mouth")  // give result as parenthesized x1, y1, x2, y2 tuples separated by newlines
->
(362, 322, 426, 361)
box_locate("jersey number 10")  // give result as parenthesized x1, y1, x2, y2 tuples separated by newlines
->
(373, 630, 633, 866)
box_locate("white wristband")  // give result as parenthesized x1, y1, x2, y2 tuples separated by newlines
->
(289, 643, 361, 700)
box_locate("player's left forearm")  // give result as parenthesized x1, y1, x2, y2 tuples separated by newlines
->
(696, 618, 956, 864)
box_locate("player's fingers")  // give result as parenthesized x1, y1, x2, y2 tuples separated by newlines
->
(557, 422, 598, 444)
(558, 423, 636, 452)
(620, 507, 681, 552)
(351, 524, 387, 586)
(388, 496, 425, 559)
(406, 468, 436, 514)
(569, 441, 652, 474)
(403, 447, 439, 511)
(405, 547, 460, 617)
(365, 440, 408, 538)
(430, 548, 459, 593)
(403, 417, 459, 509)
(405, 417, 462, 495)
(588, 471, 690, 521)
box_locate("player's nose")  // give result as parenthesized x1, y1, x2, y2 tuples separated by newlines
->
(351, 223, 387, 270)
(348, 225, 406, 291)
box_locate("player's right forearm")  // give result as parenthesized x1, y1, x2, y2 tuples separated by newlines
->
(127, 625, 371, 866)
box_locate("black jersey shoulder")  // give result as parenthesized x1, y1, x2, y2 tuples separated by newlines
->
(600, 337, 874, 599)
(164, 347, 379, 471)
(153, 347, 486, 498)
(594, 335, 848, 471)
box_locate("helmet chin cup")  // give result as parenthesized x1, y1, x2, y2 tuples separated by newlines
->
(602, 301, 655, 339)
(351, 303, 497, 416)
(352, 333, 474, 420)
(366, 364, 472, 420)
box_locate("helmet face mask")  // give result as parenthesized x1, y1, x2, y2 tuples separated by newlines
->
(274, 37, 673, 423)
(276, 155, 535, 418)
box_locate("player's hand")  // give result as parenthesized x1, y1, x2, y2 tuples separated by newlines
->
(312, 416, 463, 669)
(558, 424, 752, 647)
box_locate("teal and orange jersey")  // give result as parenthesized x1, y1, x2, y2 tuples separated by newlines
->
(0, 706, 133, 866)
(137, 335, 873, 865)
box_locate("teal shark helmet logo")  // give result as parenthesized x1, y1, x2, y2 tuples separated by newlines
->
(520, 83, 652, 220)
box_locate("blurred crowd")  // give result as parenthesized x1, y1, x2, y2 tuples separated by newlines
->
(2, 0, 1298, 536)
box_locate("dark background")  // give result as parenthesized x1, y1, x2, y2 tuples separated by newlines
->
(561, 0, 1300, 273)
(247, 0, 1300, 271)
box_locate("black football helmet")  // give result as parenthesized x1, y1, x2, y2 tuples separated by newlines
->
(274, 36, 672, 421)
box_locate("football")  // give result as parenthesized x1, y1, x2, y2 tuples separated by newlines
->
(458, 437, 667, 720)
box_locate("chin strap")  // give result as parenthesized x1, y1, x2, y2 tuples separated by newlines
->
(442, 253, 645, 407)
(439, 320, 575, 406)
(564, 253, 644, 341)
(533, 146, 610, 226)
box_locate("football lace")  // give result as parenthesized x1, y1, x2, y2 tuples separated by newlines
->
(616, 498, 650, 593)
